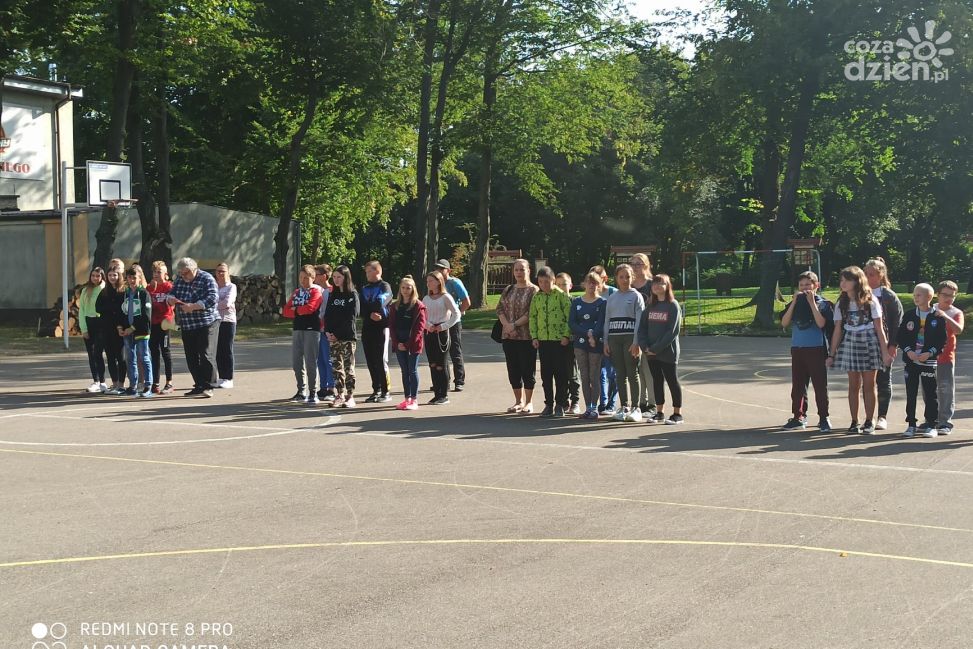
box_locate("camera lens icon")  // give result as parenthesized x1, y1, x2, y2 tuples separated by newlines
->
(31, 622, 67, 649)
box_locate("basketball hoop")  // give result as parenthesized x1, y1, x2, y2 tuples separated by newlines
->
(104, 198, 138, 209)
(86, 160, 133, 206)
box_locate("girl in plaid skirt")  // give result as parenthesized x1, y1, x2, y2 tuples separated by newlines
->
(826, 266, 893, 434)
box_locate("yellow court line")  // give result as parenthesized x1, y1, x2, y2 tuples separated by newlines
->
(3, 448, 972, 536)
(3, 538, 973, 570)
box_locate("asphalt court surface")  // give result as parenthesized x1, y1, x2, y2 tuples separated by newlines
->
(2, 334, 972, 648)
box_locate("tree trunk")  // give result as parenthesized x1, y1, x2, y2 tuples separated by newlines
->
(128, 83, 158, 270)
(311, 216, 322, 264)
(470, 64, 498, 308)
(93, 0, 139, 270)
(426, 144, 443, 270)
(150, 82, 172, 267)
(423, 0, 474, 274)
(752, 70, 820, 328)
(273, 93, 319, 297)
(414, 0, 441, 279)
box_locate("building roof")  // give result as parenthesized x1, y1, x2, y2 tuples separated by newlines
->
(0, 208, 87, 222)
(2, 75, 83, 101)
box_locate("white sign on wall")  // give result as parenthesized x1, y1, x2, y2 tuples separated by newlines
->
(0, 102, 50, 181)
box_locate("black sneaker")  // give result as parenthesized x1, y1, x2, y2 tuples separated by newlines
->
(818, 417, 832, 432)
(316, 388, 328, 400)
(290, 392, 306, 403)
(552, 406, 566, 418)
(364, 393, 380, 403)
(376, 393, 392, 403)
(917, 422, 933, 433)
(539, 406, 554, 417)
(665, 413, 684, 425)
(430, 396, 450, 405)
(862, 420, 876, 435)
(651, 411, 665, 423)
(185, 387, 204, 396)
(783, 417, 807, 430)
(847, 422, 861, 434)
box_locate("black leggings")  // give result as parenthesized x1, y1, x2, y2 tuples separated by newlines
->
(648, 359, 682, 408)
(103, 327, 126, 385)
(150, 323, 173, 386)
(502, 339, 537, 390)
(425, 331, 451, 398)
(83, 319, 105, 383)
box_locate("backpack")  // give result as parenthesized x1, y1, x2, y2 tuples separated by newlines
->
(821, 298, 835, 354)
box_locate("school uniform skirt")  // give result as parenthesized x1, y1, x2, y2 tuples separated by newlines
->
(834, 327, 884, 372)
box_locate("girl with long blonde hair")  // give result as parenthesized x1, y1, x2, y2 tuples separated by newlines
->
(388, 276, 428, 410)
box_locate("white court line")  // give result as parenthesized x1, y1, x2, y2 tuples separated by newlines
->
(0, 413, 342, 447)
(679, 368, 792, 413)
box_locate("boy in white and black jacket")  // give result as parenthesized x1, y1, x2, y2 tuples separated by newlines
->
(896, 283, 947, 437)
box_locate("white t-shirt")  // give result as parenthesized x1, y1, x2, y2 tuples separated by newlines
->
(833, 299, 883, 332)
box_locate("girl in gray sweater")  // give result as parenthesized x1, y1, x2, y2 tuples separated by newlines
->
(603, 264, 644, 422)
(638, 274, 683, 424)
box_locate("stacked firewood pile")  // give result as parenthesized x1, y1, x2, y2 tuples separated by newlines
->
(234, 274, 283, 324)
(37, 287, 83, 338)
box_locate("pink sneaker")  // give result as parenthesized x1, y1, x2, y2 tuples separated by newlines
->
(396, 399, 410, 410)
(405, 399, 418, 411)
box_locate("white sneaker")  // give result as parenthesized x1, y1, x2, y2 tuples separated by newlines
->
(626, 407, 642, 423)
(875, 417, 888, 431)
(99, 382, 109, 392)
(921, 427, 938, 439)
(218, 379, 234, 389)
(343, 396, 356, 409)
(86, 382, 102, 393)
(613, 408, 628, 422)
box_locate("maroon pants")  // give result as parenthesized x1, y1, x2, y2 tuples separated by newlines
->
(791, 347, 829, 418)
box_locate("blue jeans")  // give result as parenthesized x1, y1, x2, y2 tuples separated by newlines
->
(317, 334, 334, 391)
(125, 336, 152, 389)
(600, 356, 617, 409)
(395, 350, 420, 400)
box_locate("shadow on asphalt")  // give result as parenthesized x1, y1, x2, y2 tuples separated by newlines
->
(323, 410, 973, 460)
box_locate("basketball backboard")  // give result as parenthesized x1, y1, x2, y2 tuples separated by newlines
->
(86, 160, 132, 206)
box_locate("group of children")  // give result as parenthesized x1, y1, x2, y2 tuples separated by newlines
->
(497, 255, 683, 423)
(282, 260, 466, 410)
(781, 258, 964, 438)
(77, 253, 964, 438)
(78, 258, 237, 398)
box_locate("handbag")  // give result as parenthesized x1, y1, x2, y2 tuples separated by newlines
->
(491, 284, 514, 343)
(491, 318, 503, 343)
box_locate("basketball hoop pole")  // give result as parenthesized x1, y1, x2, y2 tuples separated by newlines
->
(60, 160, 86, 350)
